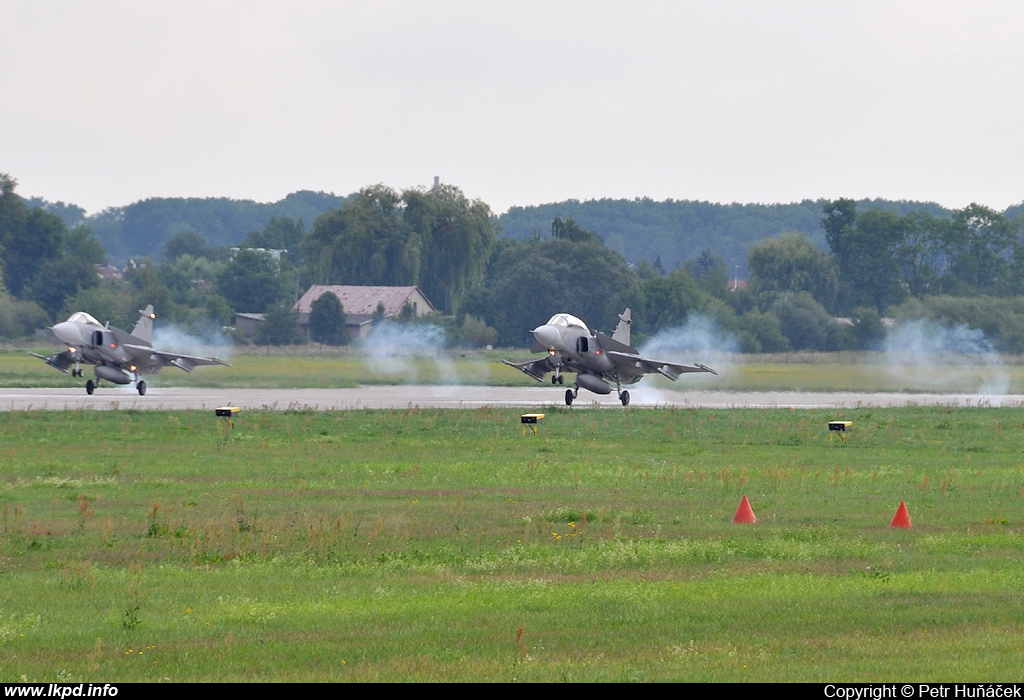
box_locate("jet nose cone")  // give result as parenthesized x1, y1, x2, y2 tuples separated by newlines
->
(51, 321, 83, 345)
(533, 324, 560, 350)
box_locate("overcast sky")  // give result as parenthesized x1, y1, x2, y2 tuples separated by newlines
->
(3, 1, 1024, 216)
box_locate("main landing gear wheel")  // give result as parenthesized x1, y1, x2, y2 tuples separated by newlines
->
(565, 388, 574, 406)
(85, 380, 96, 395)
(137, 380, 147, 396)
(620, 390, 630, 407)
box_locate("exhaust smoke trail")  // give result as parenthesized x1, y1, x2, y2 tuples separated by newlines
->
(360, 322, 459, 388)
(631, 315, 737, 403)
(883, 319, 1009, 396)
(153, 325, 233, 361)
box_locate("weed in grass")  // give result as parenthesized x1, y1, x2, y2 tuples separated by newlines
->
(861, 566, 890, 583)
(147, 503, 168, 538)
(75, 496, 93, 534)
(235, 497, 254, 534)
(121, 564, 142, 632)
(59, 559, 94, 590)
(511, 625, 525, 682)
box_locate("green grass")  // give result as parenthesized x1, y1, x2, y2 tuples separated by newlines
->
(2, 406, 1024, 681)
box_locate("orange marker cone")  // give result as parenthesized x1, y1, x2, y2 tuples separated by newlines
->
(732, 495, 758, 524)
(889, 500, 912, 529)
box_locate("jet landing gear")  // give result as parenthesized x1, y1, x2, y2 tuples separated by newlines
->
(130, 370, 146, 395)
(613, 379, 630, 406)
(551, 373, 564, 384)
(565, 387, 578, 406)
(82, 375, 147, 395)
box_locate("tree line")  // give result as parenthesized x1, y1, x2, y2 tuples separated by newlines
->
(5, 170, 1024, 353)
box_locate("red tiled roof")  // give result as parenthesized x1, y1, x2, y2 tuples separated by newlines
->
(293, 285, 435, 315)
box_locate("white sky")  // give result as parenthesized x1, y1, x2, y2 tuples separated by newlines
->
(3, 1, 1024, 215)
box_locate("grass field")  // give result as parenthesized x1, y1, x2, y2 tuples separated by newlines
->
(2, 406, 1023, 681)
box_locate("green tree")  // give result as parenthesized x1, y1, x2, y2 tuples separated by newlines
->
(243, 216, 306, 265)
(24, 257, 98, 318)
(162, 231, 213, 262)
(619, 270, 704, 338)
(464, 238, 635, 346)
(303, 185, 420, 287)
(0, 295, 48, 339)
(769, 292, 845, 351)
(748, 233, 838, 311)
(823, 200, 907, 313)
(683, 248, 730, 299)
(404, 185, 495, 315)
(17, 215, 103, 318)
(849, 306, 886, 350)
(64, 226, 107, 265)
(216, 249, 288, 313)
(895, 211, 946, 298)
(254, 302, 306, 346)
(62, 281, 135, 329)
(735, 309, 790, 353)
(308, 291, 348, 345)
(551, 216, 602, 244)
(944, 204, 1014, 295)
(0, 174, 28, 292)
(125, 261, 179, 324)
(450, 314, 498, 348)
(7, 208, 66, 297)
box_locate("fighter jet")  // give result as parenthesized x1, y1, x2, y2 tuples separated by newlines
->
(503, 308, 716, 406)
(31, 305, 230, 395)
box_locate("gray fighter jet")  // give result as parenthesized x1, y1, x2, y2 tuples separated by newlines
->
(503, 308, 716, 406)
(31, 305, 230, 395)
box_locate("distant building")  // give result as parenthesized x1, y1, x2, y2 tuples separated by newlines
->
(292, 285, 436, 340)
(233, 312, 266, 338)
(95, 263, 123, 280)
(229, 247, 287, 263)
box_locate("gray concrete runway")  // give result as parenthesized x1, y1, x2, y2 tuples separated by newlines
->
(1, 385, 1021, 411)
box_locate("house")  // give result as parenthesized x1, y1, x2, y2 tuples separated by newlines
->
(292, 285, 436, 340)
(95, 263, 123, 280)
(233, 312, 265, 338)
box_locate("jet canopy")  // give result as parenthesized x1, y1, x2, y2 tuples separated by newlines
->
(545, 313, 590, 335)
(66, 312, 102, 326)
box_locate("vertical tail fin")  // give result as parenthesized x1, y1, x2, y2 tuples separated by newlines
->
(132, 305, 156, 343)
(612, 308, 632, 346)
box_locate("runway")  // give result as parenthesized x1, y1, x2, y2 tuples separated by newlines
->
(1, 385, 1022, 411)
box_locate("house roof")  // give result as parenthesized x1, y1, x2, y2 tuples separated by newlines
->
(293, 285, 436, 316)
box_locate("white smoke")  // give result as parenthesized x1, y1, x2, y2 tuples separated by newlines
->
(360, 322, 458, 385)
(883, 319, 1009, 395)
(638, 314, 739, 362)
(153, 325, 233, 360)
(630, 315, 737, 403)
